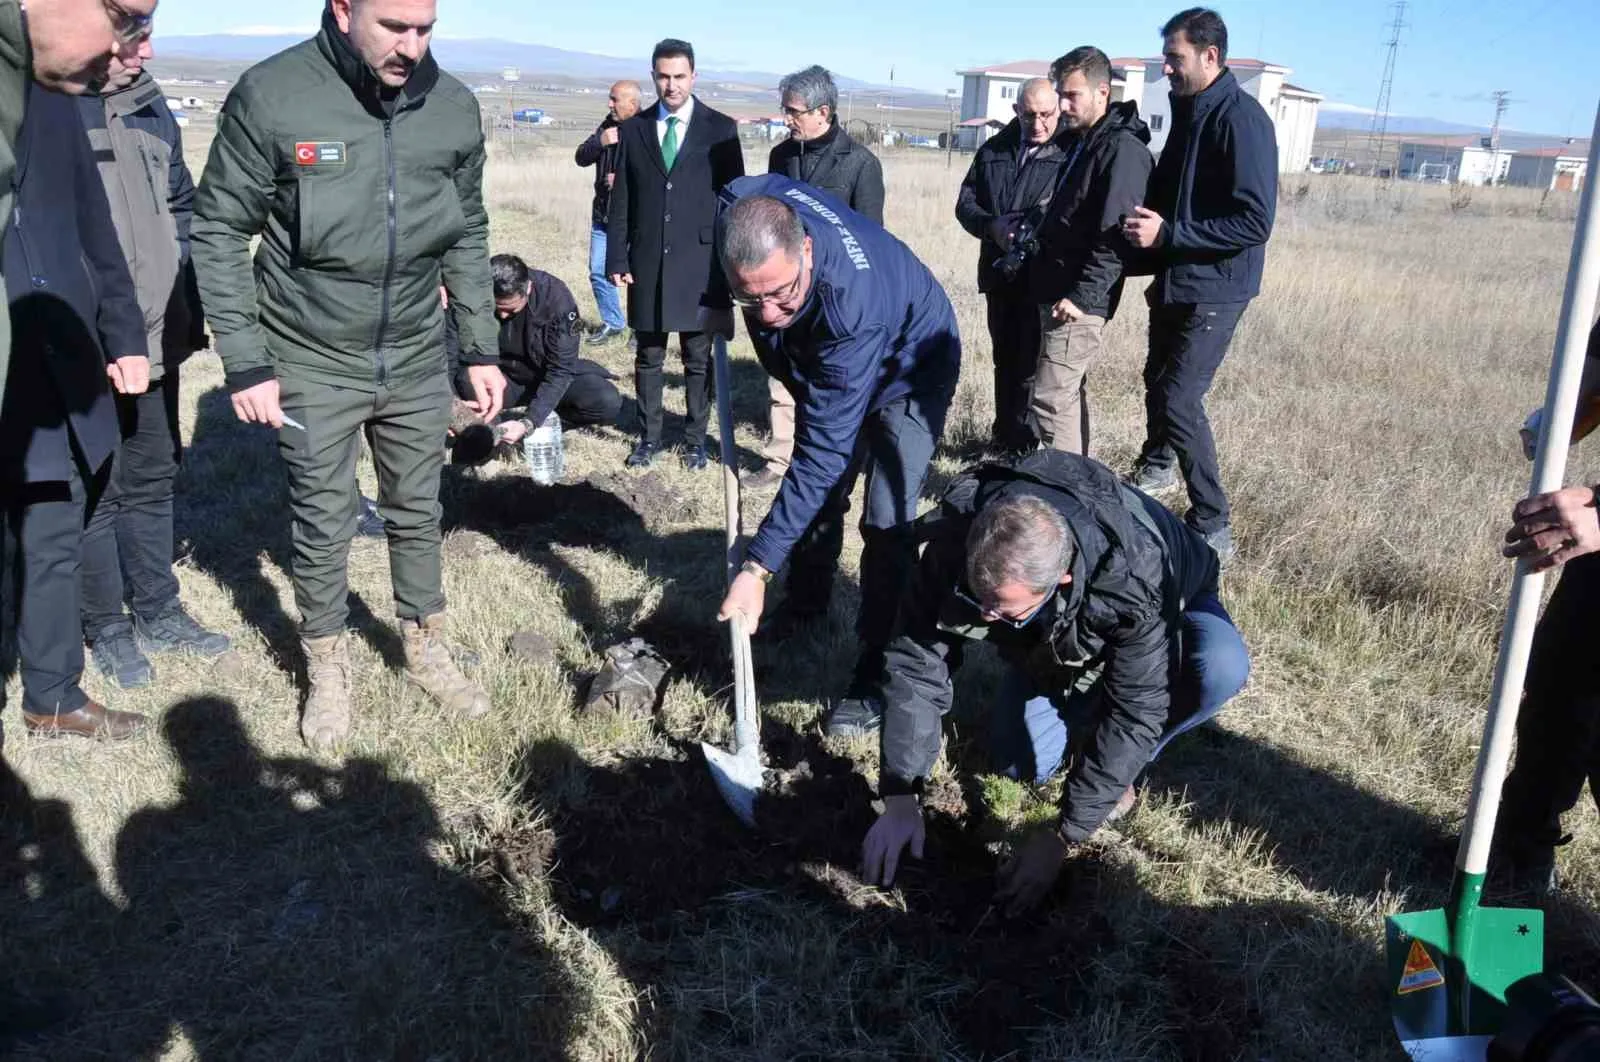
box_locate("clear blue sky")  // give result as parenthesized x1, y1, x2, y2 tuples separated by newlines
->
(154, 0, 1595, 135)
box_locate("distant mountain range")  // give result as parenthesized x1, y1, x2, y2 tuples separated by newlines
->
(156, 33, 947, 106)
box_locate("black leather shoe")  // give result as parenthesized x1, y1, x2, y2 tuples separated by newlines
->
(586, 325, 625, 345)
(625, 440, 659, 468)
(681, 444, 710, 471)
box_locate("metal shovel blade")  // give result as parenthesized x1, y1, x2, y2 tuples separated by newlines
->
(1386, 906, 1543, 1058)
(701, 740, 763, 829)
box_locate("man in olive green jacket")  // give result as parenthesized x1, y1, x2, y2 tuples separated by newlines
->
(192, 0, 507, 751)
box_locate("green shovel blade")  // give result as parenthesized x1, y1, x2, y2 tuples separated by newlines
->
(1386, 899, 1543, 1053)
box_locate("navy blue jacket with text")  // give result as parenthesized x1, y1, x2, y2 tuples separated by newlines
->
(718, 174, 961, 573)
(1143, 68, 1277, 306)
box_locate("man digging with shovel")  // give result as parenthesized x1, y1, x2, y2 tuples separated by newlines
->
(860, 449, 1250, 913)
(711, 175, 961, 726)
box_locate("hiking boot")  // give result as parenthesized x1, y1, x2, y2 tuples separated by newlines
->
(90, 621, 153, 689)
(135, 603, 231, 658)
(403, 613, 491, 719)
(1129, 463, 1180, 494)
(301, 631, 353, 752)
(1202, 525, 1237, 565)
(824, 693, 884, 738)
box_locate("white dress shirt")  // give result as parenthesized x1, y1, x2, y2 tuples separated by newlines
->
(655, 95, 695, 148)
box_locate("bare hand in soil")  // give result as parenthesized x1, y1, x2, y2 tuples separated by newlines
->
(717, 570, 767, 633)
(861, 795, 925, 887)
(995, 830, 1069, 916)
(1504, 485, 1600, 571)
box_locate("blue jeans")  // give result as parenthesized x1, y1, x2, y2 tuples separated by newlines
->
(991, 591, 1249, 784)
(589, 225, 625, 331)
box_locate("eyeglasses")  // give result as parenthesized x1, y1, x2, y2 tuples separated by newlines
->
(953, 583, 1057, 629)
(731, 263, 804, 309)
(103, 0, 153, 45)
(1020, 109, 1059, 124)
(781, 104, 820, 119)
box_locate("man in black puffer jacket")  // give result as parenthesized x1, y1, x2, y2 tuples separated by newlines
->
(745, 64, 885, 493)
(859, 450, 1250, 913)
(1029, 46, 1152, 457)
(956, 79, 1073, 453)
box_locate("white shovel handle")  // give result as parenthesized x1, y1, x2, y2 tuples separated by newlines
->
(1460, 103, 1600, 875)
(712, 336, 761, 756)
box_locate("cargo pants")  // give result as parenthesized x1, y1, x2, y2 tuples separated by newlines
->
(276, 373, 451, 638)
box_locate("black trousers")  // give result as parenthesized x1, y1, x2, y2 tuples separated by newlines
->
(80, 373, 183, 641)
(1499, 552, 1600, 856)
(985, 290, 1040, 452)
(1136, 300, 1247, 534)
(634, 331, 711, 447)
(504, 371, 623, 430)
(3, 461, 108, 716)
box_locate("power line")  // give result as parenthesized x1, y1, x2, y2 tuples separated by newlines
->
(1367, 0, 1409, 176)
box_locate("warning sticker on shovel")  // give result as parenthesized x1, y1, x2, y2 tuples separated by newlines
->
(1396, 939, 1446, 995)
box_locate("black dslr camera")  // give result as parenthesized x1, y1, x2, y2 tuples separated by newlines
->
(993, 206, 1046, 283)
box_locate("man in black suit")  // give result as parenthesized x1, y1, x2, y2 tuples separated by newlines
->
(606, 37, 744, 470)
(1, 83, 152, 745)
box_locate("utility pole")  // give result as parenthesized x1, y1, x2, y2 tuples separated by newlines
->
(886, 66, 895, 147)
(945, 88, 956, 169)
(1366, 0, 1407, 177)
(1489, 90, 1511, 150)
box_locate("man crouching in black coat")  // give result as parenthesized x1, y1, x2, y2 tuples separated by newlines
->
(448, 254, 623, 449)
(860, 450, 1251, 913)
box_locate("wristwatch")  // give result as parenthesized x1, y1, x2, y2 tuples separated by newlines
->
(740, 559, 772, 583)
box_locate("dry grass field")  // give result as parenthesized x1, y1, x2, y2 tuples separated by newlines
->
(2, 137, 1597, 1061)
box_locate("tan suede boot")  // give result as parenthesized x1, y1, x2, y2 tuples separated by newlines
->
(301, 632, 353, 751)
(402, 613, 490, 719)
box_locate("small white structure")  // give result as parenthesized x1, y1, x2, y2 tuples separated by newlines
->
(954, 116, 1005, 152)
(1506, 146, 1589, 192)
(1397, 138, 1515, 186)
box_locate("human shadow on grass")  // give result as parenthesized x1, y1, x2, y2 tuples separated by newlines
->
(0, 697, 587, 1060)
(512, 720, 1393, 1061)
(1152, 724, 1457, 899)
(183, 386, 410, 674)
(439, 472, 863, 711)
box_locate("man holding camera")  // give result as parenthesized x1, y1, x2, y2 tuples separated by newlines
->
(1028, 48, 1151, 457)
(955, 77, 1072, 455)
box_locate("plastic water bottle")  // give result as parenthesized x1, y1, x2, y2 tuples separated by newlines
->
(522, 411, 565, 486)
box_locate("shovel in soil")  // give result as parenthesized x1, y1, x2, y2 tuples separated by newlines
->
(1385, 106, 1600, 1060)
(701, 335, 765, 827)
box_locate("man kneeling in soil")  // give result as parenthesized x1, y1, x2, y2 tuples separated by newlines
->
(861, 450, 1250, 912)
(450, 253, 623, 448)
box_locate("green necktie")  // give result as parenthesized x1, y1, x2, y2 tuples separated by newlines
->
(662, 115, 680, 170)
